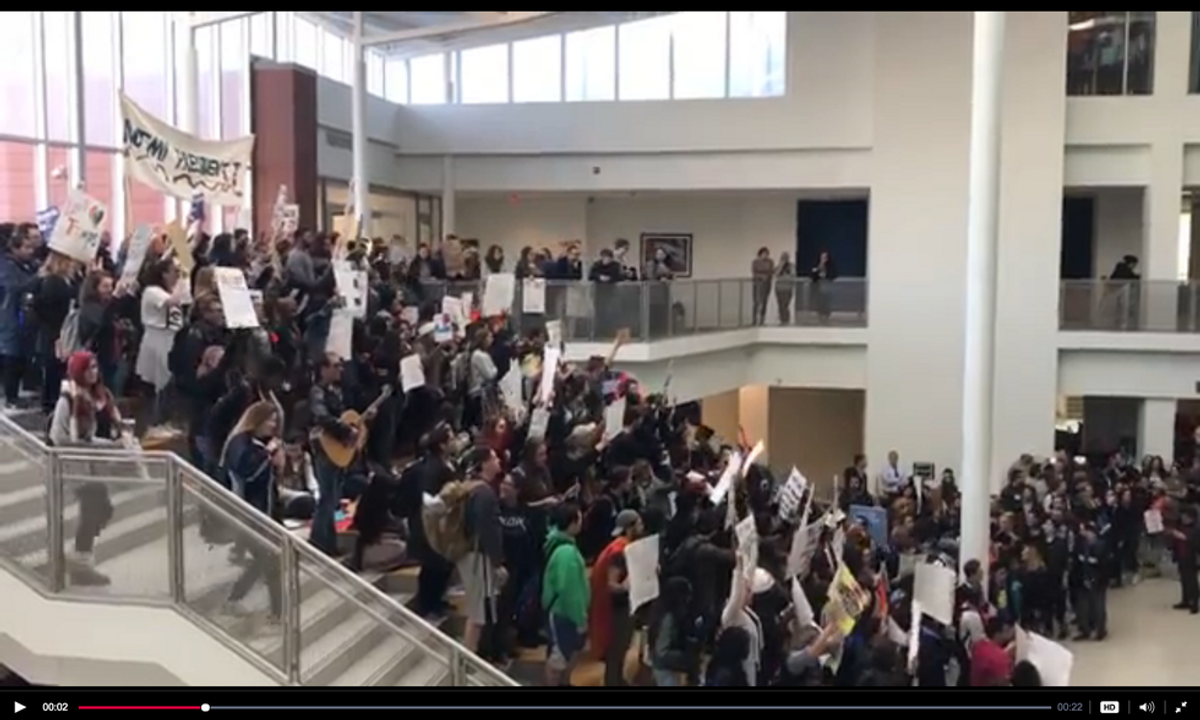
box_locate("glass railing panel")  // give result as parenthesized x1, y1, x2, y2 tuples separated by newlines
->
(50, 450, 172, 601)
(178, 470, 287, 675)
(0, 418, 49, 588)
(1059, 280, 1200, 332)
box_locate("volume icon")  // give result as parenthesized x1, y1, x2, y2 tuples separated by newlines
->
(1141, 703, 1156, 713)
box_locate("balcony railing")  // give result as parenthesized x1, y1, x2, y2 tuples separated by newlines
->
(1060, 279, 1200, 332)
(420, 277, 869, 342)
(0, 414, 516, 687)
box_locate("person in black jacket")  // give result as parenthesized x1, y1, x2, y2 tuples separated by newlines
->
(1170, 506, 1199, 613)
(1073, 520, 1108, 640)
(31, 252, 78, 414)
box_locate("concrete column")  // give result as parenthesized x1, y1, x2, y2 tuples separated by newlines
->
(1138, 398, 1177, 462)
(67, 12, 86, 189)
(1189, 198, 1200, 281)
(180, 18, 200, 135)
(990, 12, 1065, 491)
(350, 12, 370, 237)
(960, 11, 1005, 579)
(441, 156, 456, 238)
(1140, 12, 1190, 329)
(31, 12, 49, 212)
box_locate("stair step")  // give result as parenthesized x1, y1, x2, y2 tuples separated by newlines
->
(303, 609, 393, 686)
(397, 655, 451, 687)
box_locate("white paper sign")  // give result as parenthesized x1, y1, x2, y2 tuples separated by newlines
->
(790, 576, 815, 630)
(777, 467, 808, 521)
(49, 190, 108, 263)
(787, 520, 824, 578)
(1023, 632, 1073, 687)
(545, 320, 563, 348)
(604, 396, 627, 441)
(400, 354, 425, 392)
(913, 562, 957, 626)
(333, 261, 368, 319)
(432, 313, 454, 344)
(1144, 509, 1164, 534)
(907, 600, 923, 671)
(539, 347, 561, 404)
(121, 92, 255, 206)
(326, 307, 355, 360)
(120, 224, 155, 285)
(213, 267, 259, 328)
(741, 440, 766, 475)
(442, 296, 467, 330)
(522, 278, 546, 314)
(528, 406, 550, 440)
(500, 366, 524, 416)
(710, 451, 743, 507)
(482, 273, 515, 317)
(625, 533, 661, 614)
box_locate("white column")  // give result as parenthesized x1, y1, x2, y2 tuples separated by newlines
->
(180, 18, 200, 135)
(441, 156, 456, 237)
(1140, 12, 1189, 328)
(1138, 398, 1177, 461)
(960, 11, 1005, 580)
(67, 12, 86, 189)
(31, 12, 50, 212)
(351, 12, 370, 237)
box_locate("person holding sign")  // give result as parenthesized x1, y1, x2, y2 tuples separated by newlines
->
(588, 508, 643, 687)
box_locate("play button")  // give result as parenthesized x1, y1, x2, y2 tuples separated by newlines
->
(14, 702, 24, 714)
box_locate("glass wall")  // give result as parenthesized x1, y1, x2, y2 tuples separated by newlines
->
(385, 12, 787, 106)
(1066, 11, 1155, 96)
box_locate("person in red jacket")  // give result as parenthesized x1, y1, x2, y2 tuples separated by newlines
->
(588, 509, 643, 686)
(970, 615, 1016, 686)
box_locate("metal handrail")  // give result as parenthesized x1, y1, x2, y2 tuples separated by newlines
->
(0, 413, 517, 687)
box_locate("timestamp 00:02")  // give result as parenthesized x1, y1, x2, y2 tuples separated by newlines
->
(43, 703, 71, 712)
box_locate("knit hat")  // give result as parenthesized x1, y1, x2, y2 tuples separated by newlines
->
(67, 351, 96, 384)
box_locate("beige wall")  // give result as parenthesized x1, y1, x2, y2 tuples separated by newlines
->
(769, 387, 865, 500)
(700, 385, 865, 500)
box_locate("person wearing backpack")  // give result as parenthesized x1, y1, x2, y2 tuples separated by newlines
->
(450, 446, 507, 655)
(49, 351, 123, 586)
(542, 501, 589, 687)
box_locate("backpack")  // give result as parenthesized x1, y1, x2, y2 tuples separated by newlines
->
(55, 305, 84, 360)
(423, 479, 485, 563)
(167, 327, 193, 378)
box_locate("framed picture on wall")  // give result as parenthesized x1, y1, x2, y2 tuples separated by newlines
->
(640, 233, 693, 278)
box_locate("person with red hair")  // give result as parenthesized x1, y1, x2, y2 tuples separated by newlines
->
(48, 350, 125, 586)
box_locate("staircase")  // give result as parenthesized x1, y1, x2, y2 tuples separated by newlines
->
(0, 414, 517, 687)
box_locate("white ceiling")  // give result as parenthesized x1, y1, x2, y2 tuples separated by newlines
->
(303, 11, 670, 57)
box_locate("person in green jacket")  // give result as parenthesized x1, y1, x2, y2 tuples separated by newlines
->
(543, 501, 590, 686)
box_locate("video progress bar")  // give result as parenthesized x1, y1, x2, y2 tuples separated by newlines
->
(205, 707, 1056, 712)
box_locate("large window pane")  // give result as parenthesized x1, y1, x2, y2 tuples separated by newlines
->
(367, 50, 385, 97)
(195, 26, 218, 139)
(220, 18, 249, 139)
(0, 141, 38, 219)
(565, 26, 615, 101)
(275, 12, 295, 63)
(512, 35, 562, 103)
(294, 18, 318, 70)
(1066, 12, 1155, 96)
(459, 44, 509, 104)
(672, 12, 727, 99)
(47, 146, 70, 207)
(83, 151, 116, 226)
(0, 14, 37, 138)
(385, 58, 409, 103)
(44, 12, 73, 142)
(729, 11, 787, 98)
(619, 17, 672, 101)
(82, 13, 117, 146)
(322, 31, 347, 82)
(250, 11, 274, 58)
(122, 13, 170, 120)
(410, 54, 446, 105)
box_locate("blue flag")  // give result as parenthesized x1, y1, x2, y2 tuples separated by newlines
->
(36, 206, 60, 237)
(188, 193, 206, 224)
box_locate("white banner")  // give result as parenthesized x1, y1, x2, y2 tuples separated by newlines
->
(121, 92, 255, 206)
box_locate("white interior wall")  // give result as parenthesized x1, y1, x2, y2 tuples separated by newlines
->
(863, 11, 971, 479)
(990, 12, 1067, 490)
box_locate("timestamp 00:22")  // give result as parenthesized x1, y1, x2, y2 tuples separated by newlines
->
(1058, 703, 1086, 712)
